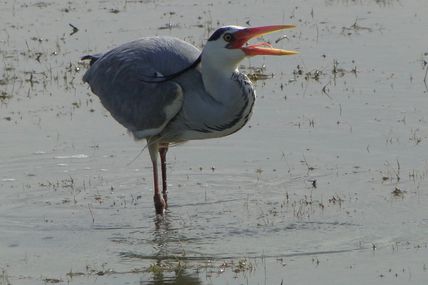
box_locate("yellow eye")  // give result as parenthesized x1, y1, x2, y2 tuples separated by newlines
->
(223, 33, 233, 42)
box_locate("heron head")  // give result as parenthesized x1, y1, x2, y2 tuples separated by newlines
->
(202, 25, 297, 69)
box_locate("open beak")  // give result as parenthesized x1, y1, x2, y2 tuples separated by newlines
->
(230, 25, 298, 56)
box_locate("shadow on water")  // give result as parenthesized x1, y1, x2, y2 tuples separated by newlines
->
(141, 214, 203, 285)
(119, 214, 362, 285)
(142, 271, 202, 285)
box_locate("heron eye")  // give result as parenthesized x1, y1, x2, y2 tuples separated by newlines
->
(223, 33, 233, 42)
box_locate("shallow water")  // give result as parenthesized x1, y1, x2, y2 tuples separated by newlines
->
(1, 0, 428, 284)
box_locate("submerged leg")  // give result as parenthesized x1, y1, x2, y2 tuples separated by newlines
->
(159, 144, 169, 208)
(148, 141, 165, 215)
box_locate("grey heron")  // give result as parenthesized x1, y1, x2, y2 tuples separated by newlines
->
(82, 25, 297, 215)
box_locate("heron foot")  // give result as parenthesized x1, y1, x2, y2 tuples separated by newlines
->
(162, 191, 168, 209)
(154, 194, 166, 215)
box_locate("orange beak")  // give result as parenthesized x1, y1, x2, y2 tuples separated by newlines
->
(229, 25, 298, 56)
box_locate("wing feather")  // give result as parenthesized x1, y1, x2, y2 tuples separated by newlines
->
(82, 37, 200, 139)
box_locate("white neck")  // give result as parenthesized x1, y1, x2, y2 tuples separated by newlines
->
(200, 49, 243, 100)
(162, 48, 255, 141)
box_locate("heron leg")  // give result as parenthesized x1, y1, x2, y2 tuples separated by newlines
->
(148, 140, 165, 215)
(159, 145, 169, 208)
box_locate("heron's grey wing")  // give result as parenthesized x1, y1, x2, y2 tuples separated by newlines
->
(82, 37, 200, 139)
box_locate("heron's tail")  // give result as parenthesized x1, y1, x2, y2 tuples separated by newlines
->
(81, 53, 102, 66)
